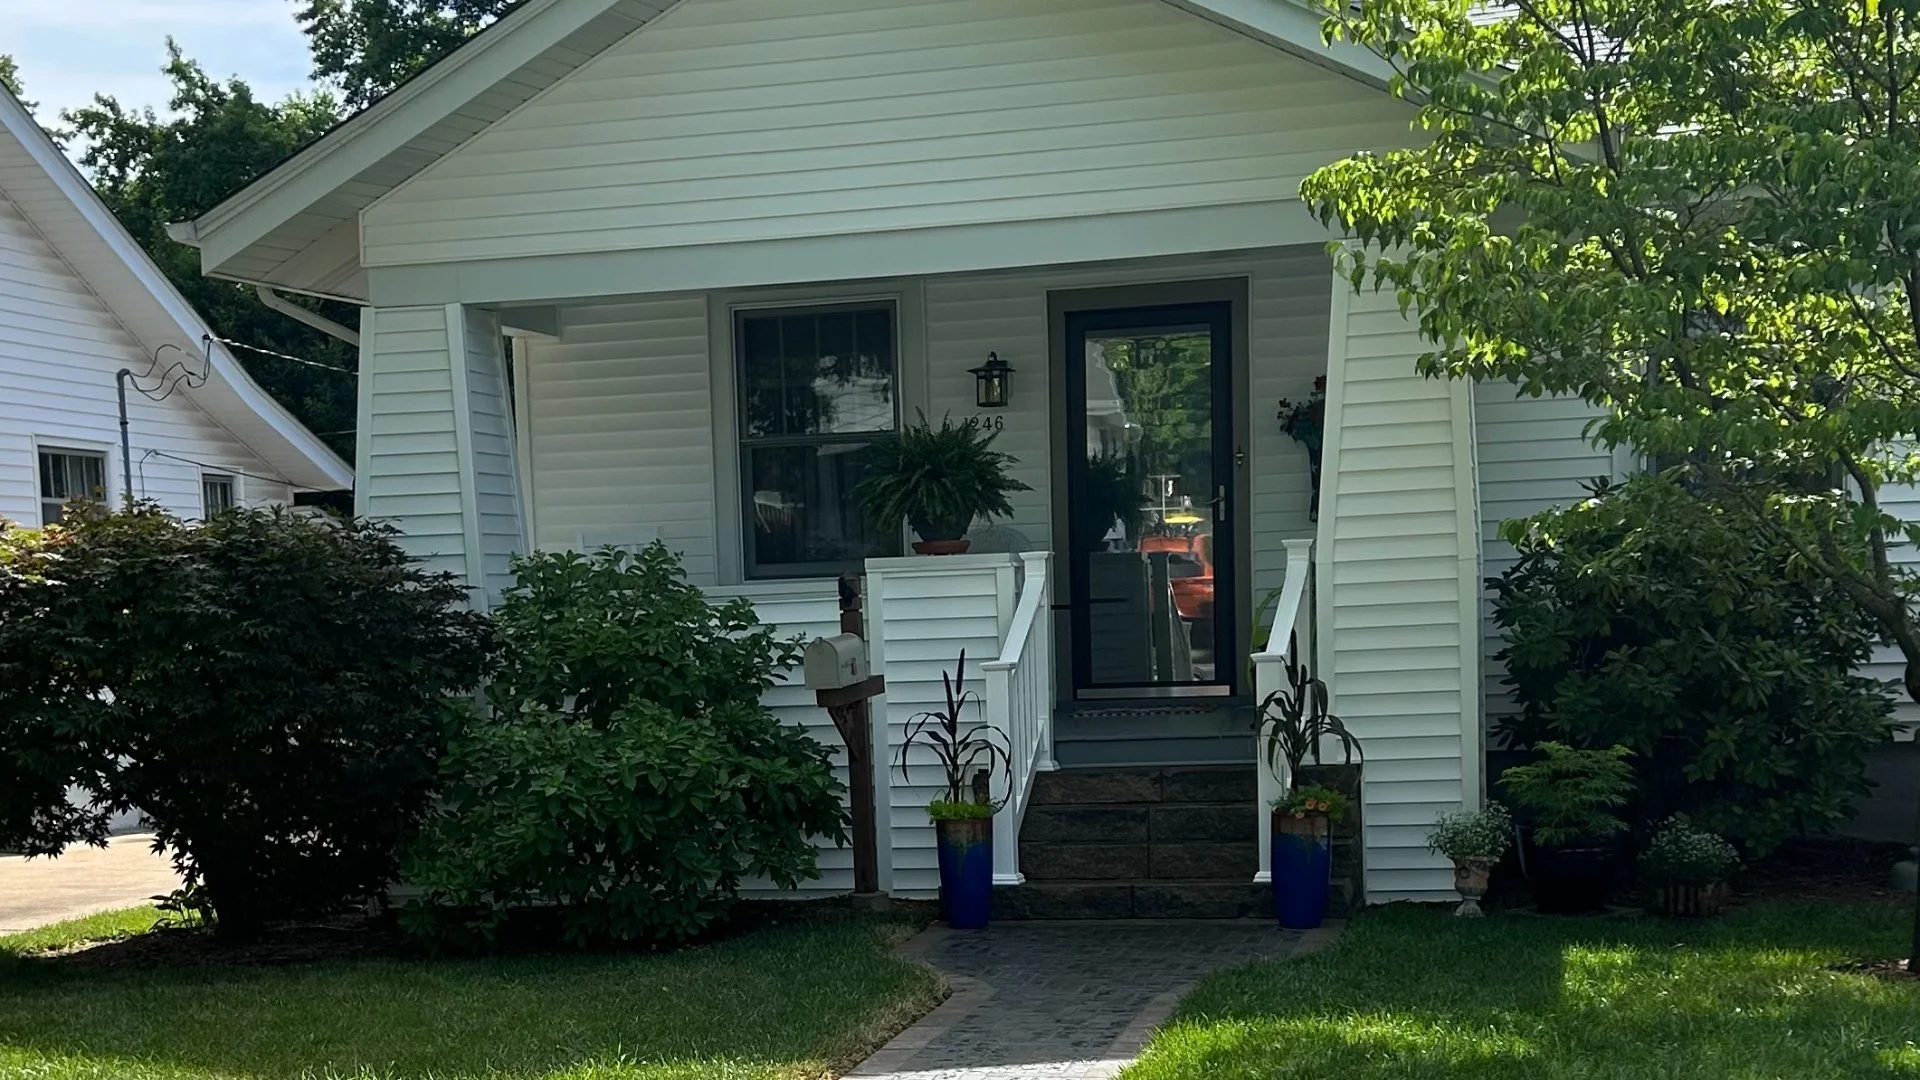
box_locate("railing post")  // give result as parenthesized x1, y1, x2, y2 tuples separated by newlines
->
(986, 661, 1022, 885)
(1253, 539, 1316, 885)
(1022, 552, 1057, 773)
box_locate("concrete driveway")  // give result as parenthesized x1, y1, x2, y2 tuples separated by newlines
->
(0, 835, 179, 933)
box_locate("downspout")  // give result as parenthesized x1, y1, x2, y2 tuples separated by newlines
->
(114, 368, 134, 505)
(255, 286, 360, 346)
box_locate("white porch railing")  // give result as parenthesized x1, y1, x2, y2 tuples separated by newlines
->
(1250, 538, 1316, 884)
(981, 551, 1055, 886)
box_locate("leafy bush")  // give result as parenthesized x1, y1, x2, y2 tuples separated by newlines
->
(1499, 742, 1636, 848)
(1428, 804, 1514, 862)
(401, 544, 849, 949)
(0, 505, 492, 940)
(1640, 818, 1740, 887)
(1493, 475, 1898, 852)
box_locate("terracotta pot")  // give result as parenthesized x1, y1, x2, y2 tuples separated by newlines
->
(1451, 856, 1493, 917)
(1650, 880, 1729, 918)
(912, 538, 972, 555)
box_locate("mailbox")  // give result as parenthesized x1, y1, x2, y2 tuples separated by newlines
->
(804, 633, 869, 691)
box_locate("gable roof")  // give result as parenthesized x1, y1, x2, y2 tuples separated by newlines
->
(172, 0, 1393, 303)
(0, 87, 354, 492)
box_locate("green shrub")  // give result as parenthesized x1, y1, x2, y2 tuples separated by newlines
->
(1499, 742, 1636, 848)
(1492, 475, 1898, 852)
(401, 544, 848, 949)
(0, 505, 493, 940)
(1640, 818, 1740, 886)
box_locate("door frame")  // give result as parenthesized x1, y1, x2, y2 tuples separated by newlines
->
(1047, 278, 1252, 702)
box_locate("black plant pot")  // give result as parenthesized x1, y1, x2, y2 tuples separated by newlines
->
(909, 514, 972, 543)
(1523, 836, 1621, 914)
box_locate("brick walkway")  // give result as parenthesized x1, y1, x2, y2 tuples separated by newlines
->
(850, 920, 1329, 1080)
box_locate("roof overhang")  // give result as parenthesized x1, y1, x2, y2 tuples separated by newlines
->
(0, 88, 354, 491)
(177, 0, 1394, 305)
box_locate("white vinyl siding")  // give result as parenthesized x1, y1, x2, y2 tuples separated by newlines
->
(1473, 385, 1617, 732)
(0, 190, 290, 525)
(456, 307, 526, 601)
(518, 296, 720, 582)
(1318, 280, 1480, 902)
(361, 0, 1413, 267)
(356, 305, 467, 577)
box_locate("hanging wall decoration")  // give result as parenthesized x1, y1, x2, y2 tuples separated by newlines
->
(1277, 376, 1327, 521)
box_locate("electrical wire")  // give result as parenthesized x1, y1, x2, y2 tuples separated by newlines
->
(203, 334, 354, 374)
(138, 449, 297, 490)
(123, 341, 209, 405)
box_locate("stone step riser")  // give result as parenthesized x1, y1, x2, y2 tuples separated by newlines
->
(1019, 841, 1258, 883)
(1030, 766, 1257, 807)
(1019, 802, 1258, 846)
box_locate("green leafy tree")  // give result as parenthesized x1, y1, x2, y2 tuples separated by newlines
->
(1302, 0, 1920, 967)
(298, 0, 515, 107)
(0, 505, 494, 941)
(0, 54, 34, 113)
(63, 45, 357, 459)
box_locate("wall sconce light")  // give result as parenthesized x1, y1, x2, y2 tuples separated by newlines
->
(970, 352, 1014, 409)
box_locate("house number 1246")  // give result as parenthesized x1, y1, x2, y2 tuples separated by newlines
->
(966, 415, 1005, 432)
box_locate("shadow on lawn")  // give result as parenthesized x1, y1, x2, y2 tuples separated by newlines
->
(1124, 901, 1920, 1080)
(0, 913, 943, 1080)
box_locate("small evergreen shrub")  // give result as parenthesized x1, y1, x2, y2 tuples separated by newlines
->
(1428, 804, 1514, 862)
(0, 505, 492, 940)
(1640, 819, 1740, 886)
(401, 544, 849, 949)
(1499, 742, 1635, 848)
(1493, 475, 1898, 852)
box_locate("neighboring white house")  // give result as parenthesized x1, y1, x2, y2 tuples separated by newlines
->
(164, 0, 1902, 905)
(0, 86, 351, 527)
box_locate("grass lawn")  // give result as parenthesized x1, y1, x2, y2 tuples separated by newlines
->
(0, 907, 941, 1080)
(1124, 900, 1919, 1080)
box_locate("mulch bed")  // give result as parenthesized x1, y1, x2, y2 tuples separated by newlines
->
(1832, 957, 1916, 981)
(1483, 835, 1915, 913)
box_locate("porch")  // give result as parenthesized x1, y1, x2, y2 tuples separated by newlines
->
(357, 246, 1484, 904)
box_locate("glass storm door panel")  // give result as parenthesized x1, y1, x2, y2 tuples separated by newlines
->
(1065, 302, 1236, 699)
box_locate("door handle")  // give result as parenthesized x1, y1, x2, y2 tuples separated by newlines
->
(1213, 486, 1227, 523)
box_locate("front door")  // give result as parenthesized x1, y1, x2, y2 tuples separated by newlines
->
(1064, 302, 1237, 699)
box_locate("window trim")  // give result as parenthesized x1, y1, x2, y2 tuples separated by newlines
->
(200, 470, 240, 517)
(31, 438, 113, 526)
(734, 300, 903, 581)
(708, 283, 926, 585)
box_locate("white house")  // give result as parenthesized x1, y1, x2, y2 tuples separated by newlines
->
(166, 0, 1908, 906)
(0, 86, 351, 527)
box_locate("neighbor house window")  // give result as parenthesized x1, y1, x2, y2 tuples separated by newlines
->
(37, 448, 107, 525)
(202, 473, 236, 516)
(736, 304, 902, 578)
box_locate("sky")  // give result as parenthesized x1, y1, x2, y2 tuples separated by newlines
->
(0, 0, 315, 121)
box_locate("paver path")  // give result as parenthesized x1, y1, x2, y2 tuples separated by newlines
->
(0, 834, 178, 933)
(851, 920, 1329, 1080)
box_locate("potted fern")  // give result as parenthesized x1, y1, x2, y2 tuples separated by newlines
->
(856, 412, 1031, 555)
(896, 651, 1010, 928)
(1500, 742, 1635, 914)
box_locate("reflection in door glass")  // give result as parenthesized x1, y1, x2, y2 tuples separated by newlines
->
(1078, 326, 1219, 689)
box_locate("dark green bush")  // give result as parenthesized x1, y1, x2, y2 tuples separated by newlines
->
(1492, 475, 1898, 853)
(0, 505, 493, 940)
(401, 544, 849, 949)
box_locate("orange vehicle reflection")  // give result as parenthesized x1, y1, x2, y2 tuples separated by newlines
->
(1139, 533, 1213, 622)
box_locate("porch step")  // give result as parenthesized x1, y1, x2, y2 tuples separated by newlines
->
(999, 766, 1267, 920)
(1050, 704, 1257, 768)
(994, 880, 1273, 920)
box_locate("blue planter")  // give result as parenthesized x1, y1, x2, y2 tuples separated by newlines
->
(1272, 817, 1332, 930)
(935, 817, 994, 929)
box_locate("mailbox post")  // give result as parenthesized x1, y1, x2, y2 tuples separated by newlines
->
(802, 576, 886, 904)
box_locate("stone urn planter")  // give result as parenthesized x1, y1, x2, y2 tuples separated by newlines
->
(1451, 857, 1494, 917)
